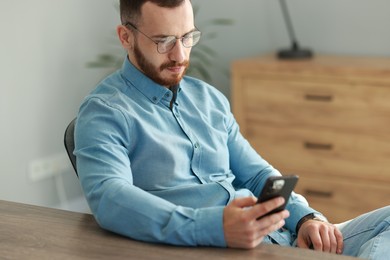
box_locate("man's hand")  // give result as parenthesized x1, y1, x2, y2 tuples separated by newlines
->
(297, 220, 343, 254)
(223, 196, 289, 249)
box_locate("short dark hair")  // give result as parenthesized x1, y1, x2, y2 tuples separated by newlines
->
(120, 0, 187, 25)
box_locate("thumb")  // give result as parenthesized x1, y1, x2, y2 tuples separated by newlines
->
(231, 196, 257, 208)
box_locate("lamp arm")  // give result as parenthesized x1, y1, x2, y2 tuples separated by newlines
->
(277, 0, 313, 59)
(279, 0, 298, 46)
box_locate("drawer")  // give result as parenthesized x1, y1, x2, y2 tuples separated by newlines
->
(232, 56, 390, 226)
(295, 176, 390, 223)
(232, 57, 390, 88)
(246, 125, 390, 183)
(242, 78, 390, 135)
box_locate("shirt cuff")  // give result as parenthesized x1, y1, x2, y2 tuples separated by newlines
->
(195, 206, 226, 247)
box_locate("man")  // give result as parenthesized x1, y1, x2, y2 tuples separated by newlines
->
(75, 0, 390, 258)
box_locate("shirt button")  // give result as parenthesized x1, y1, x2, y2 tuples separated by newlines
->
(165, 93, 170, 98)
(152, 96, 158, 102)
(194, 143, 199, 149)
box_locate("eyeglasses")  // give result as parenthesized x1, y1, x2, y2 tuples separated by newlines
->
(124, 22, 201, 54)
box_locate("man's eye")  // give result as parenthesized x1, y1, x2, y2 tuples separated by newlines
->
(157, 37, 175, 44)
(183, 33, 193, 40)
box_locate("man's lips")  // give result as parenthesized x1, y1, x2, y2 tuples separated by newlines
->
(166, 66, 184, 73)
(161, 61, 189, 74)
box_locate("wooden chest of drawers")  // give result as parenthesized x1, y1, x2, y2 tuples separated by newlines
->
(231, 55, 390, 223)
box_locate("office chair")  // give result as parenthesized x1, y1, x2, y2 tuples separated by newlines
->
(64, 118, 78, 177)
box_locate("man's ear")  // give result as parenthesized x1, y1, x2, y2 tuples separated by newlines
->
(117, 25, 133, 50)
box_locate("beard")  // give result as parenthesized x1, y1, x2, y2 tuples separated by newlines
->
(133, 40, 189, 87)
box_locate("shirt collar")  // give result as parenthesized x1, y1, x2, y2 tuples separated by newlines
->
(120, 57, 181, 106)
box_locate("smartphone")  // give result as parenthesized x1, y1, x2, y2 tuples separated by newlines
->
(257, 175, 299, 217)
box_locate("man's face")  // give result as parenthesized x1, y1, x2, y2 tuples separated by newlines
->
(132, 37, 189, 87)
(129, 0, 194, 87)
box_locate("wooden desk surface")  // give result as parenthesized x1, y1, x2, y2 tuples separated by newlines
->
(0, 200, 356, 260)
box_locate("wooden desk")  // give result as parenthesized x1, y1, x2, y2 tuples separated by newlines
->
(0, 200, 356, 260)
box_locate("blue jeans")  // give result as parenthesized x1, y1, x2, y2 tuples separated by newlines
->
(265, 206, 390, 259)
(338, 206, 390, 259)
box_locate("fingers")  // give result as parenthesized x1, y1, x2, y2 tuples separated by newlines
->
(251, 197, 290, 236)
(297, 223, 320, 250)
(313, 224, 343, 254)
(230, 196, 258, 208)
(237, 211, 287, 249)
(312, 225, 329, 252)
(250, 198, 290, 243)
(334, 227, 344, 254)
(250, 196, 286, 220)
(325, 226, 341, 254)
(223, 197, 290, 249)
(256, 214, 287, 237)
(231, 196, 288, 221)
(309, 224, 333, 252)
(325, 228, 335, 253)
(297, 220, 344, 254)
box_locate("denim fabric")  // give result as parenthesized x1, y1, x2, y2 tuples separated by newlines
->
(269, 207, 390, 259)
(338, 206, 390, 259)
(75, 57, 317, 247)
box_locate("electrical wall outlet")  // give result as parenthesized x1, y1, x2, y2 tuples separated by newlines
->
(28, 153, 71, 182)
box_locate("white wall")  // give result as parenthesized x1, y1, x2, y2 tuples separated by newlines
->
(198, 0, 390, 98)
(194, 0, 272, 97)
(1, 0, 390, 211)
(264, 0, 390, 56)
(0, 0, 119, 209)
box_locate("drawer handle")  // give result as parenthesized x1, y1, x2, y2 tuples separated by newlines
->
(304, 94, 333, 102)
(304, 142, 333, 150)
(304, 189, 333, 198)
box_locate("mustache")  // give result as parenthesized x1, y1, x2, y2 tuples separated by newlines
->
(160, 60, 189, 71)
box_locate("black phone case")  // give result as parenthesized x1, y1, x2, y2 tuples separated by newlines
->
(257, 175, 299, 216)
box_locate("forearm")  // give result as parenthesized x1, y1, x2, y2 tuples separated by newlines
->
(81, 173, 226, 246)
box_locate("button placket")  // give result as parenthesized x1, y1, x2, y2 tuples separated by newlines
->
(172, 107, 204, 183)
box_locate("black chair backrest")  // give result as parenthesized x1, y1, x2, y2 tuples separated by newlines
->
(64, 118, 78, 177)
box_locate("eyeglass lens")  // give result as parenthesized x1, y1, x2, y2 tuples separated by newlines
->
(158, 31, 201, 53)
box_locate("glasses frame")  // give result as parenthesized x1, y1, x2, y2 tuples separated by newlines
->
(124, 22, 201, 54)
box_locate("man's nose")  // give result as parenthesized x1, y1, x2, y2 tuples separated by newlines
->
(168, 39, 187, 63)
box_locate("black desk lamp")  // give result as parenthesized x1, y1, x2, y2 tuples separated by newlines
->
(277, 0, 313, 59)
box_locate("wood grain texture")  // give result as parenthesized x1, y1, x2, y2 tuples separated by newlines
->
(0, 200, 356, 259)
(232, 55, 390, 223)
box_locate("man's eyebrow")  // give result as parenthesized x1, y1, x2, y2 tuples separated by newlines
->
(152, 27, 198, 39)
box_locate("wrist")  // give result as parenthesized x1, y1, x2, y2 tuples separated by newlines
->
(296, 213, 327, 233)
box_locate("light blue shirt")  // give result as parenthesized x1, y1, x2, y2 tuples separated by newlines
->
(75, 57, 317, 247)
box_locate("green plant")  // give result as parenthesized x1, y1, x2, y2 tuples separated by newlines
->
(87, 5, 233, 83)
